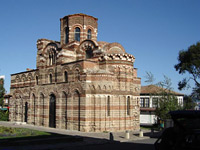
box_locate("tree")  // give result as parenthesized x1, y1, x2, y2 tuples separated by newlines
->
(0, 78, 8, 121)
(155, 76, 182, 120)
(0, 110, 8, 121)
(183, 95, 196, 110)
(174, 42, 200, 97)
(0, 78, 5, 107)
(144, 72, 182, 120)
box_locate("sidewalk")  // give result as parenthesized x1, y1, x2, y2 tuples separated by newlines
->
(0, 121, 152, 150)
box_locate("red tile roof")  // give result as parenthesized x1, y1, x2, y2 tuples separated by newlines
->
(141, 85, 184, 96)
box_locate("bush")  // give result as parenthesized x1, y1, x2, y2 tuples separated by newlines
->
(0, 110, 9, 121)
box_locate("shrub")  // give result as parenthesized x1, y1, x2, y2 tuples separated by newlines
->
(0, 110, 9, 121)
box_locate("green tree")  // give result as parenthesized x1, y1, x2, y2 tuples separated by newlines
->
(144, 72, 182, 120)
(0, 110, 9, 121)
(183, 95, 196, 110)
(174, 42, 200, 97)
(0, 78, 5, 107)
(155, 76, 182, 120)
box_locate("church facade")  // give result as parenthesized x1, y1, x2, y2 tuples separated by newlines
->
(9, 14, 141, 132)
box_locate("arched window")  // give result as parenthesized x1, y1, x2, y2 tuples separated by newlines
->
(87, 29, 92, 39)
(127, 96, 130, 115)
(74, 27, 80, 42)
(49, 50, 56, 65)
(65, 27, 69, 44)
(64, 71, 68, 83)
(107, 96, 110, 116)
(49, 74, 53, 83)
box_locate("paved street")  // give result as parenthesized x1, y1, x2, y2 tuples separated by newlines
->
(0, 121, 158, 150)
(56, 138, 157, 150)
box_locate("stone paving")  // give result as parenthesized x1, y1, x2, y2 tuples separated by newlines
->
(0, 121, 155, 150)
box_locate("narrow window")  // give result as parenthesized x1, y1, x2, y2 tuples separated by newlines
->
(49, 74, 53, 83)
(49, 50, 56, 65)
(87, 29, 92, 39)
(74, 27, 80, 41)
(49, 54, 52, 65)
(152, 98, 158, 108)
(107, 96, 110, 116)
(144, 98, 150, 108)
(75, 69, 80, 81)
(127, 96, 130, 115)
(64, 71, 68, 83)
(36, 76, 39, 85)
(65, 27, 69, 44)
(140, 98, 144, 107)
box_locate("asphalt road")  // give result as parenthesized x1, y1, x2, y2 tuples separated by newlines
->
(56, 138, 157, 150)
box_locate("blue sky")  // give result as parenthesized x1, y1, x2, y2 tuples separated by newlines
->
(0, 0, 200, 95)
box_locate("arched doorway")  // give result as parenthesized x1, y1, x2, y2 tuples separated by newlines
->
(24, 102, 28, 122)
(49, 94, 56, 128)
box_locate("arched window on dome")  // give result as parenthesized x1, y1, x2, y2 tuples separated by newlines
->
(87, 29, 92, 39)
(74, 27, 80, 42)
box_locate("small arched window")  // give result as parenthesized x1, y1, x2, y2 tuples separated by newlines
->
(64, 71, 68, 83)
(74, 27, 80, 42)
(49, 49, 56, 66)
(87, 29, 92, 39)
(127, 96, 130, 115)
(107, 96, 110, 116)
(49, 74, 53, 84)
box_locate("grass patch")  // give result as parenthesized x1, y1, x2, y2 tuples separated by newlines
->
(140, 126, 153, 130)
(0, 126, 50, 139)
(0, 126, 83, 147)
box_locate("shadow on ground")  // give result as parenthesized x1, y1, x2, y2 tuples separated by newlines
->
(0, 132, 156, 150)
(0, 132, 82, 147)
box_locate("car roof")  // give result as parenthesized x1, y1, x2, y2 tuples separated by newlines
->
(169, 110, 200, 119)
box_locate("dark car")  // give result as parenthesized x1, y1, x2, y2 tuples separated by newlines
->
(154, 110, 200, 150)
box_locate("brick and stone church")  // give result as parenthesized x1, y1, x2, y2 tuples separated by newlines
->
(9, 14, 141, 132)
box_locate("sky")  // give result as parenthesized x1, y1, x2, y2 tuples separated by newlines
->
(0, 0, 200, 95)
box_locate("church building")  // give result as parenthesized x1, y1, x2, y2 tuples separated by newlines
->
(9, 14, 141, 132)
